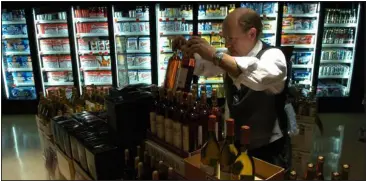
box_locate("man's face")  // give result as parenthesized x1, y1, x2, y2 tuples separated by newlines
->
(222, 19, 257, 57)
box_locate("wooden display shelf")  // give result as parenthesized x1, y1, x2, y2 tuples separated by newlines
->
(184, 154, 284, 180)
(56, 145, 75, 180)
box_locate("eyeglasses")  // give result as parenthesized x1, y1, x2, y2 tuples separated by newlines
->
(221, 35, 248, 45)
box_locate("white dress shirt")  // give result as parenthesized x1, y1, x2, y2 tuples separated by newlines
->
(193, 40, 286, 143)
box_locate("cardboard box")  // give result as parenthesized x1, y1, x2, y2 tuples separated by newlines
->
(73, 160, 93, 180)
(184, 154, 284, 180)
(56, 146, 75, 180)
(291, 121, 319, 152)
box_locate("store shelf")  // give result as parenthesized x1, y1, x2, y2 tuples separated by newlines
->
(324, 23, 357, 28)
(115, 17, 149, 22)
(321, 60, 353, 64)
(199, 79, 224, 84)
(77, 33, 108, 38)
(281, 44, 315, 49)
(116, 32, 149, 36)
(36, 19, 67, 24)
(78, 50, 110, 55)
(38, 34, 69, 38)
(2, 34, 28, 39)
(125, 49, 150, 54)
(84, 82, 112, 86)
(159, 17, 193, 21)
(44, 82, 74, 86)
(160, 48, 173, 53)
(4, 51, 30, 56)
(40, 50, 70, 55)
(127, 66, 151, 70)
(199, 30, 221, 35)
(260, 14, 277, 18)
(42, 67, 72, 71)
(292, 64, 313, 68)
(160, 31, 192, 36)
(322, 44, 354, 48)
(283, 13, 318, 18)
(282, 30, 316, 34)
(12, 82, 35, 87)
(81, 67, 111, 71)
(6, 68, 33, 72)
(2, 20, 26, 25)
(263, 30, 276, 34)
(74, 17, 107, 23)
(198, 16, 226, 20)
(318, 75, 349, 79)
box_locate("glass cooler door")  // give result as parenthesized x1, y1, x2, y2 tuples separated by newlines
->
(281, 2, 321, 90)
(72, 5, 112, 93)
(32, 8, 74, 97)
(316, 3, 361, 97)
(113, 5, 152, 87)
(1, 8, 37, 100)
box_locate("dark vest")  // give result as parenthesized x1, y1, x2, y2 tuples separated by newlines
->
(224, 42, 283, 150)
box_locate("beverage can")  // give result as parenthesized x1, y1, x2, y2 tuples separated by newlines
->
(174, 21, 181, 32)
(90, 40, 99, 50)
(144, 22, 150, 32)
(105, 40, 110, 50)
(138, 22, 145, 32)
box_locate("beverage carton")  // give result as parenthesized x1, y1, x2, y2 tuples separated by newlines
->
(59, 55, 72, 68)
(42, 56, 59, 68)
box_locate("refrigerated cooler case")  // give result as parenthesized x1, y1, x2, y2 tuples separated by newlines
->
(113, 5, 152, 87)
(72, 6, 112, 93)
(281, 2, 321, 89)
(155, 3, 194, 87)
(32, 8, 74, 97)
(1, 8, 37, 100)
(316, 3, 361, 97)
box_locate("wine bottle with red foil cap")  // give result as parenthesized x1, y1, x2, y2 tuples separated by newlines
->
(220, 118, 239, 180)
(315, 156, 324, 180)
(232, 125, 255, 180)
(200, 115, 220, 177)
(305, 163, 316, 180)
(341, 164, 350, 180)
(289, 170, 297, 180)
(211, 89, 223, 142)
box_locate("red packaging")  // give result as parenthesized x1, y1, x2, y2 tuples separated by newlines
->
(47, 72, 68, 82)
(60, 39, 70, 51)
(57, 24, 68, 35)
(43, 56, 59, 68)
(40, 39, 54, 51)
(99, 71, 112, 83)
(89, 8, 96, 18)
(41, 24, 58, 35)
(298, 35, 313, 44)
(78, 39, 90, 50)
(84, 71, 100, 83)
(90, 22, 108, 34)
(76, 23, 81, 33)
(104, 7, 108, 17)
(59, 55, 72, 68)
(80, 55, 98, 68)
(97, 7, 104, 18)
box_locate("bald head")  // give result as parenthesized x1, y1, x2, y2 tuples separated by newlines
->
(223, 8, 263, 40)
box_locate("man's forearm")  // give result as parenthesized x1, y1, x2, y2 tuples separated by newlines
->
(218, 53, 242, 77)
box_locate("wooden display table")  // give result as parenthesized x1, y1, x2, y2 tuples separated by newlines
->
(184, 154, 285, 180)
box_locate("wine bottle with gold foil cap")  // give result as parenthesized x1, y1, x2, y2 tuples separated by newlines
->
(219, 118, 238, 180)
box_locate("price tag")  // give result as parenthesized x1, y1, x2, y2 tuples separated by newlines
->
(197, 32, 201, 35)
(160, 50, 164, 53)
(39, 51, 43, 55)
(182, 18, 185, 22)
(288, 14, 293, 18)
(211, 31, 215, 35)
(174, 18, 177, 21)
(282, 31, 285, 34)
(160, 32, 163, 36)
(114, 18, 118, 22)
(89, 52, 93, 55)
(12, 84, 16, 88)
(98, 52, 103, 55)
(104, 52, 108, 55)
(166, 18, 169, 21)
(136, 18, 140, 22)
(159, 18, 162, 22)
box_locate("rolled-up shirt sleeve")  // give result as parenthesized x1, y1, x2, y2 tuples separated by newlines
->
(193, 53, 225, 77)
(230, 48, 287, 94)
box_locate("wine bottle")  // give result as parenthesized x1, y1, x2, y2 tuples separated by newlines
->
(168, 167, 175, 180)
(150, 155, 157, 171)
(123, 149, 134, 179)
(158, 160, 167, 180)
(304, 163, 316, 180)
(38, 92, 45, 118)
(289, 170, 297, 180)
(172, 91, 181, 148)
(136, 145, 143, 162)
(136, 162, 145, 180)
(187, 92, 199, 152)
(143, 151, 152, 179)
(200, 115, 220, 177)
(331, 172, 341, 180)
(211, 89, 223, 141)
(173, 92, 185, 149)
(232, 125, 255, 180)
(156, 87, 166, 140)
(164, 89, 174, 145)
(150, 85, 158, 135)
(134, 156, 140, 172)
(164, 51, 181, 90)
(152, 170, 159, 180)
(198, 91, 210, 148)
(341, 164, 350, 180)
(176, 52, 195, 92)
(220, 118, 239, 180)
(315, 156, 324, 180)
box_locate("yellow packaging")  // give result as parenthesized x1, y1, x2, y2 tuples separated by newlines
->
(201, 35, 211, 44)
(211, 35, 222, 48)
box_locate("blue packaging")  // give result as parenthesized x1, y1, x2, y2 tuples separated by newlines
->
(263, 3, 274, 14)
(14, 40, 29, 51)
(206, 84, 212, 98)
(293, 70, 310, 79)
(290, 53, 297, 64)
(256, 3, 263, 14)
(10, 87, 36, 100)
(297, 52, 312, 64)
(20, 56, 32, 68)
(2, 25, 22, 35)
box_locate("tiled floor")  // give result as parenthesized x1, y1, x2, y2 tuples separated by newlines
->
(2, 115, 48, 180)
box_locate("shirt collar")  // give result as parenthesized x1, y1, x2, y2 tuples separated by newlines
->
(247, 40, 263, 57)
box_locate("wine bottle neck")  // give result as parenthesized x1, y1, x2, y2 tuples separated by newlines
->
(225, 135, 235, 144)
(240, 144, 249, 153)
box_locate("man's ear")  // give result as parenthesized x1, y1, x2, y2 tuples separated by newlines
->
(249, 27, 257, 41)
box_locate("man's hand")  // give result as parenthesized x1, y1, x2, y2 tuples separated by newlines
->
(171, 36, 187, 51)
(181, 36, 216, 62)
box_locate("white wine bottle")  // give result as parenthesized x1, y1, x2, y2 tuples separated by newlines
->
(232, 125, 255, 180)
(220, 118, 239, 180)
(200, 115, 220, 177)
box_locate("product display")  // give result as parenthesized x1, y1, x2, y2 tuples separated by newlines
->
(198, 4, 232, 17)
(324, 8, 357, 24)
(283, 3, 318, 14)
(240, 2, 276, 14)
(160, 5, 193, 18)
(74, 7, 108, 18)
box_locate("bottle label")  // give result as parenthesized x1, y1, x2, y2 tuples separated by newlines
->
(85, 100, 95, 111)
(198, 125, 203, 147)
(215, 122, 218, 140)
(149, 112, 156, 134)
(182, 125, 189, 152)
(175, 122, 182, 149)
(164, 118, 173, 144)
(156, 115, 165, 139)
(176, 68, 188, 89)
